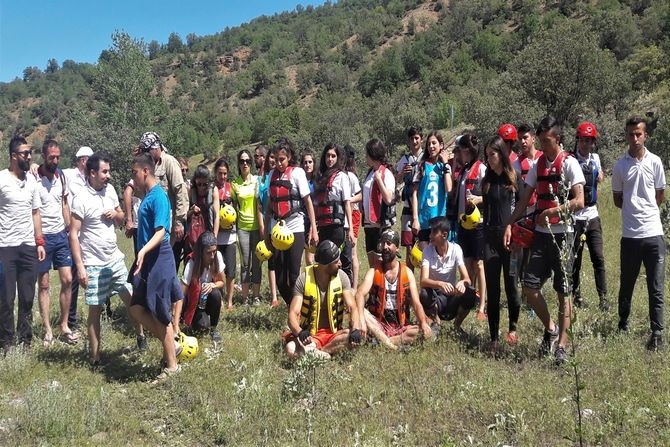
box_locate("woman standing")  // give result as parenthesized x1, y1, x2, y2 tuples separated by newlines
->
(301, 149, 316, 265)
(257, 150, 279, 308)
(264, 137, 318, 305)
(181, 231, 225, 342)
(411, 131, 452, 251)
(453, 133, 487, 320)
(481, 136, 520, 350)
(361, 138, 396, 268)
(232, 149, 262, 306)
(213, 159, 237, 310)
(344, 145, 362, 287)
(313, 143, 354, 281)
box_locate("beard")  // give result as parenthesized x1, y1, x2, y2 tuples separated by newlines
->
(381, 250, 395, 265)
(17, 158, 31, 172)
(44, 162, 58, 174)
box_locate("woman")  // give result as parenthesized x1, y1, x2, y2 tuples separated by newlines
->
(264, 137, 318, 305)
(361, 138, 396, 268)
(257, 148, 279, 308)
(301, 149, 316, 265)
(313, 143, 354, 282)
(481, 136, 520, 350)
(187, 164, 219, 252)
(181, 231, 225, 342)
(452, 133, 487, 320)
(344, 145, 362, 286)
(411, 131, 452, 251)
(232, 149, 262, 306)
(213, 158, 237, 310)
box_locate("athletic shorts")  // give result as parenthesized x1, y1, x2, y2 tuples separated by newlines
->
(351, 209, 361, 239)
(311, 328, 338, 349)
(420, 287, 478, 320)
(85, 256, 131, 306)
(218, 243, 236, 279)
(400, 207, 415, 247)
(523, 232, 573, 294)
(458, 226, 485, 260)
(364, 227, 382, 254)
(38, 230, 72, 273)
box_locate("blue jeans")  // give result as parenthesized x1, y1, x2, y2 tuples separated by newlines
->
(618, 236, 665, 333)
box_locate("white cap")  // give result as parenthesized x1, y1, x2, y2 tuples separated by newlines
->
(75, 146, 93, 158)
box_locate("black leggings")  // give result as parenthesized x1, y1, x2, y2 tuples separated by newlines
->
(318, 225, 353, 284)
(483, 228, 521, 342)
(192, 288, 223, 330)
(276, 231, 305, 305)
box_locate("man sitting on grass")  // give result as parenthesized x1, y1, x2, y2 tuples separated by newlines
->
(419, 217, 478, 335)
(356, 228, 432, 349)
(285, 240, 362, 360)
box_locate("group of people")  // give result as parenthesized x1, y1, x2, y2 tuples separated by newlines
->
(0, 113, 665, 378)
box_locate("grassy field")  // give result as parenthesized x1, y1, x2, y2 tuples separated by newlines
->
(1, 178, 668, 446)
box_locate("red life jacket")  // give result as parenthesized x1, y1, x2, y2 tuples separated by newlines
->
(518, 151, 542, 207)
(509, 151, 518, 163)
(314, 171, 345, 227)
(368, 165, 396, 226)
(217, 182, 232, 205)
(366, 262, 411, 326)
(463, 160, 482, 194)
(269, 166, 303, 220)
(535, 151, 571, 225)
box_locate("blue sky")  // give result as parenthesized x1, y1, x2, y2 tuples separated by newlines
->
(0, 0, 329, 82)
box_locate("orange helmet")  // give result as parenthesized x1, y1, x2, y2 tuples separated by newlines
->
(498, 124, 517, 142)
(576, 122, 597, 139)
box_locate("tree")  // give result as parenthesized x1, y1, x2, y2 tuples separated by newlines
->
(167, 32, 184, 53)
(22, 66, 43, 82)
(45, 59, 59, 74)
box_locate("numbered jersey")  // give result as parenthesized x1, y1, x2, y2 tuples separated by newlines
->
(415, 161, 449, 229)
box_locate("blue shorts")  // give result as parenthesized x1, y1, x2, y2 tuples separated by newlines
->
(131, 239, 178, 326)
(85, 256, 131, 306)
(38, 231, 72, 274)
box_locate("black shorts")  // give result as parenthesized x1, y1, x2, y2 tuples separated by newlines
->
(523, 232, 573, 294)
(419, 287, 478, 320)
(364, 227, 382, 254)
(458, 226, 485, 260)
(218, 243, 236, 279)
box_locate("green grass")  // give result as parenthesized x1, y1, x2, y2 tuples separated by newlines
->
(1, 178, 668, 446)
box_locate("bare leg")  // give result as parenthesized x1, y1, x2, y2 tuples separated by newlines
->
(320, 329, 351, 355)
(389, 325, 421, 346)
(351, 238, 360, 287)
(38, 272, 53, 340)
(118, 288, 144, 337)
(87, 305, 103, 362)
(129, 305, 178, 370)
(363, 310, 397, 350)
(57, 266, 73, 334)
(523, 286, 555, 332)
(226, 276, 235, 309)
(269, 270, 279, 308)
(557, 292, 571, 348)
(172, 299, 183, 335)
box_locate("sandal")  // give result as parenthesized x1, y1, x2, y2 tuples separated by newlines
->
(151, 365, 181, 385)
(59, 331, 80, 345)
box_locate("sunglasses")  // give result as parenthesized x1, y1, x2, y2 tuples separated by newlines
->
(239, 159, 251, 165)
(181, 168, 189, 174)
(14, 150, 33, 157)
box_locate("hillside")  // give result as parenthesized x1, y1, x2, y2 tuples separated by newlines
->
(1, 0, 670, 180)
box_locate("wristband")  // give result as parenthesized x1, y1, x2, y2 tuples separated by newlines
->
(35, 234, 45, 247)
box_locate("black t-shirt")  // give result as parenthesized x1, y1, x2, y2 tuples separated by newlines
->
(482, 172, 515, 227)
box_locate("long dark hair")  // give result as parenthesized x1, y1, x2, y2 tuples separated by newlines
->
(315, 143, 346, 196)
(482, 136, 517, 194)
(271, 136, 299, 167)
(190, 231, 220, 284)
(417, 130, 444, 183)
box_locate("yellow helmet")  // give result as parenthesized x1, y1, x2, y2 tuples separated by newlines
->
(219, 204, 237, 229)
(410, 242, 423, 267)
(459, 204, 481, 230)
(176, 332, 199, 362)
(255, 240, 273, 262)
(271, 220, 294, 251)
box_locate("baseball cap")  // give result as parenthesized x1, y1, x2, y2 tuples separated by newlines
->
(315, 240, 341, 265)
(75, 146, 93, 158)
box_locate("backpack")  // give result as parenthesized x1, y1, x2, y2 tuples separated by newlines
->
(187, 187, 213, 247)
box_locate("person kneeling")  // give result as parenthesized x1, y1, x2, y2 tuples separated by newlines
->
(180, 231, 225, 342)
(285, 240, 362, 360)
(419, 217, 478, 334)
(356, 228, 431, 349)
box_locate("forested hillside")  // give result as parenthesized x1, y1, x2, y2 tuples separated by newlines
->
(1, 0, 670, 184)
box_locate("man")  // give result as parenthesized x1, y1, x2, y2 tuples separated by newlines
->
(395, 126, 424, 269)
(571, 122, 607, 310)
(129, 153, 181, 380)
(285, 240, 361, 359)
(254, 144, 267, 176)
(69, 153, 137, 367)
(136, 132, 188, 268)
(504, 116, 585, 365)
(612, 116, 666, 351)
(498, 123, 518, 163)
(356, 228, 431, 349)
(419, 217, 477, 335)
(36, 139, 78, 345)
(62, 146, 94, 330)
(0, 136, 46, 352)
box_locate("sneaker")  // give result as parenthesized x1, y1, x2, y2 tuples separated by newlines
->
(253, 296, 261, 306)
(646, 333, 664, 352)
(618, 320, 629, 333)
(539, 327, 559, 358)
(136, 334, 149, 351)
(573, 295, 583, 308)
(554, 346, 568, 365)
(599, 297, 610, 312)
(211, 328, 222, 343)
(505, 332, 518, 346)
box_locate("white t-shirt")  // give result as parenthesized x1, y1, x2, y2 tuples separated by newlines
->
(70, 182, 123, 266)
(267, 166, 311, 233)
(38, 171, 67, 235)
(346, 171, 361, 211)
(182, 251, 225, 285)
(524, 154, 585, 234)
(457, 162, 487, 216)
(573, 152, 602, 222)
(362, 167, 396, 228)
(62, 167, 87, 203)
(421, 242, 464, 286)
(612, 148, 666, 239)
(383, 275, 398, 310)
(396, 150, 423, 208)
(0, 169, 41, 247)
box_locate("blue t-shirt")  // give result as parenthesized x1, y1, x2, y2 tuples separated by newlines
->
(417, 161, 448, 229)
(258, 175, 270, 212)
(136, 184, 172, 250)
